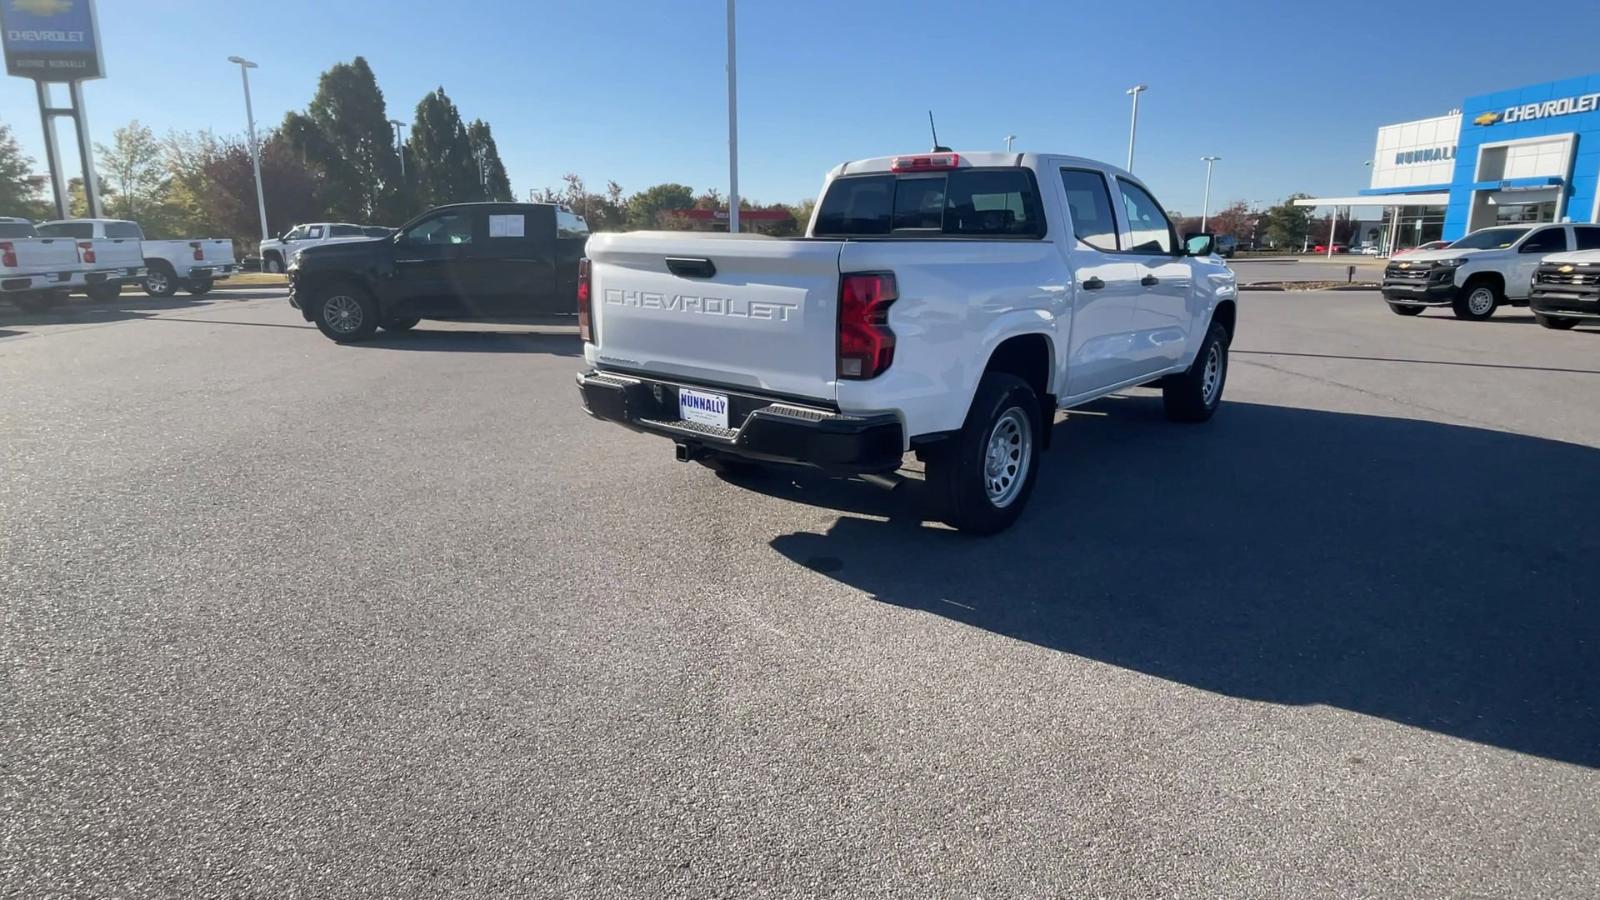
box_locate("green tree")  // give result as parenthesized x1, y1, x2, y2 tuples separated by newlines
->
(95, 120, 167, 220)
(624, 182, 694, 230)
(282, 57, 403, 223)
(407, 88, 479, 209)
(0, 119, 51, 220)
(1264, 193, 1312, 249)
(466, 119, 512, 202)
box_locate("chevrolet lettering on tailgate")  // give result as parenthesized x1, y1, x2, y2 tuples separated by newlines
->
(603, 289, 797, 322)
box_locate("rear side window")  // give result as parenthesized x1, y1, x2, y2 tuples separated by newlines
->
(38, 222, 93, 239)
(105, 222, 143, 239)
(0, 222, 35, 238)
(1520, 228, 1567, 254)
(1059, 169, 1119, 251)
(330, 225, 361, 237)
(556, 209, 590, 238)
(815, 169, 1044, 238)
(1574, 226, 1600, 250)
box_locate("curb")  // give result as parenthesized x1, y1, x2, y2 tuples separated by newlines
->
(1240, 282, 1381, 292)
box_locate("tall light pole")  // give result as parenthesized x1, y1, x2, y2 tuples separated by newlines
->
(1005, 134, 1016, 152)
(1200, 156, 1221, 232)
(725, 0, 740, 233)
(389, 119, 407, 178)
(1125, 84, 1148, 171)
(228, 57, 270, 243)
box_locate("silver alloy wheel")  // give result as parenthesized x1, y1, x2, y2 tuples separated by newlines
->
(983, 407, 1033, 508)
(323, 294, 363, 333)
(1201, 342, 1223, 406)
(265, 258, 282, 274)
(145, 270, 168, 294)
(1467, 287, 1496, 315)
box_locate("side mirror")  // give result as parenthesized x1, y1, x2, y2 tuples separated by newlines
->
(1519, 241, 1552, 254)
(1184, 233, 1216, 257)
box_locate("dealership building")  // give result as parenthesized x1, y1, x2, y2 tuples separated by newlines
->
(1299, 72, 1600, 250)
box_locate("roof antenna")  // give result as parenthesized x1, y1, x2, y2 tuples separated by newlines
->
(928, 111, 951, 153)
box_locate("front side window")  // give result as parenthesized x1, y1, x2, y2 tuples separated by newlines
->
(283, 225, 308, 241)
(1450, 227, 1528, 250)
(401, 212, 474, 246)
(1059, 169, 1119, 251)
(105, 222, 143, 240)
(1115, 179, 1174, 254)
(306, 226, 325, 240)
(1519, 227, 1568, 254)
(814, 169, 1043, 238)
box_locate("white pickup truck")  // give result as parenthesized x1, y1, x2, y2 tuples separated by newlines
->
(576, 151, 1239, 533)
(1380, 223, 1600, 320)
(40, 219, 236, 297)
(259, 223, 391, 273)
(1, 217, 86, 310)
(36, 218, 149, 301)
(1528, 247, 1600, 330)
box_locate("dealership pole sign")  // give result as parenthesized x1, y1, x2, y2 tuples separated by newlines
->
(1, 0, 103, 81)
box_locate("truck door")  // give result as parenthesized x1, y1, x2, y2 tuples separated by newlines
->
(1056, 167, 1147, 398)
(1113, 177, 1192, 375)
(1511, 226, 1571, 299)
(465, 207, 561, 317)
(390, 208, 480, 316)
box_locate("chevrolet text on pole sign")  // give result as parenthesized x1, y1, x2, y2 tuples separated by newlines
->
(1, 0, 104, 81)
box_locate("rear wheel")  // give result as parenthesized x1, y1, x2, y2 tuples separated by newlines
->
(143, 263, 178, 297)
(312, 283, 379, 343)
(380, 316, 420, 332)
(85, 282, 122, 302)
(924, 372, 1042, 535)
(185, 277, 213, 296)
(1162, 321, 1229, 423)
(1452, 281, 1500, 320)
(1535, 313, 1578, 330)
(1387, 302, 1425, 316)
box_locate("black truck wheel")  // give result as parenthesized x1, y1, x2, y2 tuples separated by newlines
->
(143, 263, 178, 297)
(311, 282, 380, 343)
(1534, 313, 1578, 330)
(924, 372, 1042, 535)
(1163, 321, 1229, 423)
(1452, 280, 1500, 320)
(85, 282, 122, 302)
(185, 277, 214, 296)
(1387, 303, 1425, 316)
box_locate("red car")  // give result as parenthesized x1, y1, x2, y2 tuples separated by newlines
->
(1312, 243, 1348, 254)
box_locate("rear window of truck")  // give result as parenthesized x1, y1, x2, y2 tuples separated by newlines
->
(814, 168, 1044, 239)
(105, 222, 143, 240)
(37, 222, 93, 239)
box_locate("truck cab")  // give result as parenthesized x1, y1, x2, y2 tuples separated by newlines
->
(575, 151, 1237, 534)
(1380, 223, 1600, 320)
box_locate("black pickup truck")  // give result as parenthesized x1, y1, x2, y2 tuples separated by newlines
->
(288, 202, 589, 342)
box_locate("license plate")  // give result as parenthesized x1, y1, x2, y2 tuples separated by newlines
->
(678, 388, 729, 429)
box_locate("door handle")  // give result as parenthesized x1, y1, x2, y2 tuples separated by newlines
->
(1140, 275, 1160, 286)
(1082, 277, 1105, 290)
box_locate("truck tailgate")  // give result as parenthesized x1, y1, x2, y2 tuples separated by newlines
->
(585, 233, 844, 402)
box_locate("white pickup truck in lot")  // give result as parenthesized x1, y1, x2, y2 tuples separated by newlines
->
(577, 151, 1239, 533)
(36, 218, 148, 301)
(1, 216, 86, 310)
(1529, 247, 1600, 330)
(1380, 223, 1600, 320)
(39, 218, 236, 297)
(259, 222, 392, 273)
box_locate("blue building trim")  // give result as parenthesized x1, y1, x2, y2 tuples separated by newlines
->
(1464, 176, 1564, 191)
(1358, 183, 1453, 196)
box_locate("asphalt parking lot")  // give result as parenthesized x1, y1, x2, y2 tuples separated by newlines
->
(3, 288, 1597, 898)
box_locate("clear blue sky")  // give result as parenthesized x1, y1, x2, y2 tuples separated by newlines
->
(5, 0, 1600, 216)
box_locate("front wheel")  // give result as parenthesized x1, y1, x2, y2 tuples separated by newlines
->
(1452, 282, 1500, 320)
(312, 283, 379, 343)
(1535, 313, 1578, 330)
(264, 255, 284, 274)
(924, 372, 1042, 535)
(1163, 321, 1229, 423)
(1388, 302, 1425, 316)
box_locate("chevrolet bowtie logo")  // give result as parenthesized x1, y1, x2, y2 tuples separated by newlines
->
(1398, 262, 1411, 268)
(1560, 265, 1575, 273)
(1474, 111, 1503, 126)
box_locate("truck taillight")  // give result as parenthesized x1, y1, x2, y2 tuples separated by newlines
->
(0, 242, 15, 268)
(190, 242, 204, 261)
(577, 257, 593, 342)
(890, 152, 960, 173)
(838, 273, 897, 380)
(77, 241, 95, 264)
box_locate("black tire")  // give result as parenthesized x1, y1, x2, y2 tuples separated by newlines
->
(1534, 313, 1578, 330)
(924, 372, 1042, 535)
(1388, 303, 1425, 316)
(1452, 280, 1500, 320)
(1163, 321, 1230, 423)
(143, 262, 178, 297)
(310, 281, 380, 343)
(264, 254, 284, 274)
(85, 282, 122, 302)
(380, 316, 420, 332)
(185, 277, 213, 296)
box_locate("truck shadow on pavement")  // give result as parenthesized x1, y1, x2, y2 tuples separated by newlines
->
(766, 396, 1600, 768)
(0, 292, 287, 328)
(354, 330, 581, 355)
